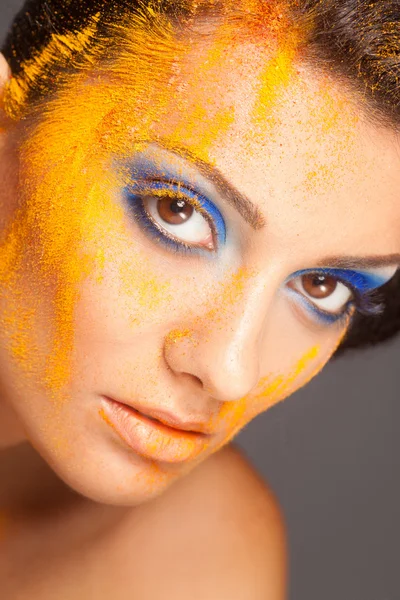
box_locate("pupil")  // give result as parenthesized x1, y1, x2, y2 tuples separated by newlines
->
(156, 196, 194, 225)
(314, 275, 325, 285)
(171, 199, 186, 213)
(302, 273, 337, 299)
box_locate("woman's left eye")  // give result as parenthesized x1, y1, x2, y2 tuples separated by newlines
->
(125, 180, 226, 254)
(287, 273, 353, 315)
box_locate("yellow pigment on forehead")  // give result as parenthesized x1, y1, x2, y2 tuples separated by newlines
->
(252, 40, 299, 128)
(0, 12, 177, 396)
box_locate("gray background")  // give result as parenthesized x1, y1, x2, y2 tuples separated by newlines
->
(1, 1, 399, 598)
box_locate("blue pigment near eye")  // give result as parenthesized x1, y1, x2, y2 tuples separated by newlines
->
(288, 267, 394, 294)
(285, 286, 343, 325)
(285, 267, 395, 326)
(124, 179, 226, 256)
(119, 150, 228, 254)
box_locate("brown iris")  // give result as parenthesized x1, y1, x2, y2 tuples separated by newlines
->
(157, 196, 194, 225)
(302, 273, 337, 298)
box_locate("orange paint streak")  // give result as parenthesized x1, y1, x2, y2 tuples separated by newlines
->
(99, 407, 117, 431)
(210, 345, 322, 455)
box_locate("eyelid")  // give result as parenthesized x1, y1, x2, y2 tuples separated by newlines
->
(285, 285, 352, 326)
(364, 265, 399, 284)
(126, 151, 243, 229)
(129, 178, 226, 244)
(131, 178, 208, 214)
(128, 154, 221, 207)
(285, 267, 397, 293)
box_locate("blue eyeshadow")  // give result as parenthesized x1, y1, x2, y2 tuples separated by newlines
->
(284, 266, 394, 326)
(127, 179, 226, 245)
(121, 152, 227, 254)
(128, 153, 214, 201)
(286, 267, 393, 293)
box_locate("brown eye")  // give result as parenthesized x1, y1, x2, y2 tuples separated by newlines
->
(157, 197, 194, 225)
(288, 272, 353, 315)
(301, 274, 337, 299)
(143, 192, 215, 250)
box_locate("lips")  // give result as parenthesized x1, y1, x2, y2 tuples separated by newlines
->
(99, 396, 211, 463)
(123, 400, 214, 435)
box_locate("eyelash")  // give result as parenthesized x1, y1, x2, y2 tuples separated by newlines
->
(124, 178, 387, 327)
(288, 273, 386, 328)
(125, 179, 226, 256)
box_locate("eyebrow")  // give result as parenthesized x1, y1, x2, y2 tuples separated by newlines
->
(155, 143, 266, 230)
(151, 144, 400, 270)
(315, 254, 400, 270)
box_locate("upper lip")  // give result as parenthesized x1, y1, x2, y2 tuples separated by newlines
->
(103, 396, 214, 436)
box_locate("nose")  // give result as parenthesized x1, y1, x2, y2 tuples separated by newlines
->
(163, 267, 278, 403)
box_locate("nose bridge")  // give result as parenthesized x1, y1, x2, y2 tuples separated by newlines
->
(211, 265, 274, 347)
(165, 265, 280, 403)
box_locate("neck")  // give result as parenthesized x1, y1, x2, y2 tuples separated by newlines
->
(0, 394, 27, 450)
(0, 442, 126, 555)
(0, 398, 81, 516)
(0, 443, 89, 522)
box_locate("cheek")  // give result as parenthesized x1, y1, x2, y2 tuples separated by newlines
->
(211, 321, 349, 444)
(71, 237, 175, 349)
(0, 133, 127, 400)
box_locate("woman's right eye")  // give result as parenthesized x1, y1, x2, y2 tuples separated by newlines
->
(125, 180, 226, 255)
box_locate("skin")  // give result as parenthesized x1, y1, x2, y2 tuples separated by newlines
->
(0, 15, 399, 597)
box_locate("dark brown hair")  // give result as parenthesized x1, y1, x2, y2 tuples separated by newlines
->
(2, 0, 400, 357)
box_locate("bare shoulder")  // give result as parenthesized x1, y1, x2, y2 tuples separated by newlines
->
(179, 443, 286, 538)
(135, 444, 287, 599)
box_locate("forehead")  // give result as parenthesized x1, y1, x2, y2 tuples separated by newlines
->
(26, 22, 400, 263)
(122, 33, 400, 262)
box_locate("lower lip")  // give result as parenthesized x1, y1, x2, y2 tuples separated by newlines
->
(99, 397, 210, 463)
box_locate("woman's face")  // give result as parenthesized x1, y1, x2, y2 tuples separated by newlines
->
(0, 25, 400, 505)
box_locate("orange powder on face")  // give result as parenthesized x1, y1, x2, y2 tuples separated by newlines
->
(213, 345, 321, 445)
(99, 407, 117, 432)
(216, 396, 248, 433)
(0, 2, 308, 407)
(0, 9, 186, 400)
(217, 345, 321, 454)
(165, 328, 197, 347)
(252, 43, 298, 127)
(160, 23, 238, 164)
(249, 2, 303, 130)
(202, 265, 254, 327)
(119, 255, 173, 316)
(255, 344, 320, 407)
(296, 75, 361, 200)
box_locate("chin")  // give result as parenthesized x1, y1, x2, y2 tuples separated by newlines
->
(34, 436, 187, 506)
(68, 474, 175, 507)
(14, 392, 211, 506)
